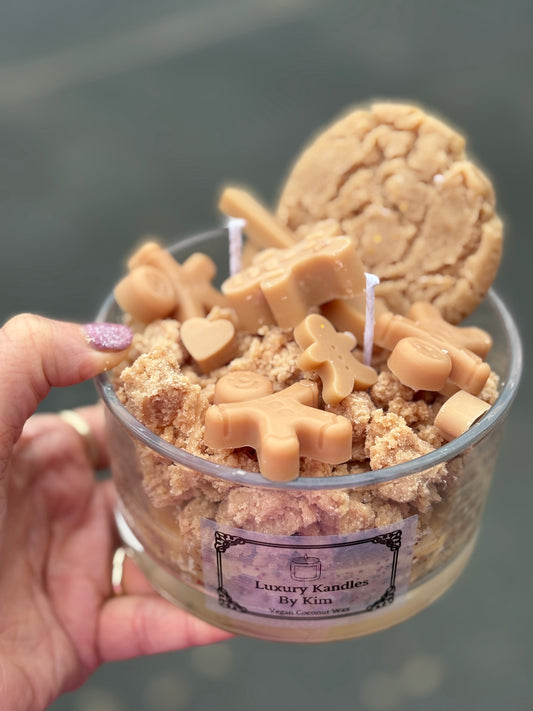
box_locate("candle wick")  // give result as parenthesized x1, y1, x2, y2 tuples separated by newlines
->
(227, 217, 246, 276)
(363, 272, 380, 366)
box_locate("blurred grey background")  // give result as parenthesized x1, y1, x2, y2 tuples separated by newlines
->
(1, 1, 531, 709)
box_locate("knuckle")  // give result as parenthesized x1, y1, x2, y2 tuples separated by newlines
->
(2, 313, 47, 346)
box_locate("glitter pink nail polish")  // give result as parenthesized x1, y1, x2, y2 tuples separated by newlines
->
(83, 323, 133, 352)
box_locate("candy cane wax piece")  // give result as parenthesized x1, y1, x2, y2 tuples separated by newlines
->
(219, 186, 295, 249)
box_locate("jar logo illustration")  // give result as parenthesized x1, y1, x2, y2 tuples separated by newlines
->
(290, 553, 322, 581)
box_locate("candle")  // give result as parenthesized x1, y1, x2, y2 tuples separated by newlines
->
(227, 217, 246, 276)
(290, 554, 322, 581)
(363, 272, 380, 366)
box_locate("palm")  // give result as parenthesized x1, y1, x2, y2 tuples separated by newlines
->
(0, 411, 230, 710)
(0, 413, 116, 705)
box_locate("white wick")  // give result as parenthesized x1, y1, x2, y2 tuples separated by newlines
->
(227, 217, 246, 276)
(363, 272, 380, 366)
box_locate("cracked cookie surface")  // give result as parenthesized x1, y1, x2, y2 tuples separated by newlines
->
(276, 102, 503, 323)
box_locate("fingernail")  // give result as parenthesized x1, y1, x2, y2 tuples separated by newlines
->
(83, 323, 133, 352)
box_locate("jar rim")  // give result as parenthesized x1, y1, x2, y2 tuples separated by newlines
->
(95, 229, 523, 491)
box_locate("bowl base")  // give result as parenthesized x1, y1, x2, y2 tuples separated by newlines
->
(116, 509, 477, 643)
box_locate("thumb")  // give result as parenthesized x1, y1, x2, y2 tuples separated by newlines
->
(0, 314, 132, 465)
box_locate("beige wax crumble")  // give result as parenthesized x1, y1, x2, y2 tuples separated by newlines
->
(369, 370, 416, 408)
(124, 318, 186, 366)
(478, 370, 500, 404)
(365, 409, 437, 469)
(113, 313, 500, 583)
(119, 344, 207, 447)
(227, 326, 304, 389)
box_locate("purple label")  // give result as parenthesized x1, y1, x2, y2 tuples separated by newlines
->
(201, 516, 417, 625)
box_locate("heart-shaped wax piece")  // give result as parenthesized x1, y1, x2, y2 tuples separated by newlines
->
(180, 317, 237, 374)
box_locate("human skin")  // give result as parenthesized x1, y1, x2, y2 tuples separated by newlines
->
(0, 314, 231, 711)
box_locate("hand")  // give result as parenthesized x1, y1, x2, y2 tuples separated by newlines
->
(0, 315, 231, 711)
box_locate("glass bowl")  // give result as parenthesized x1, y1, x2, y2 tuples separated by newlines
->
(95, 228, 522, 643)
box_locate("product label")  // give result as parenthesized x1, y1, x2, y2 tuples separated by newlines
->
(201, 516, 417, 625)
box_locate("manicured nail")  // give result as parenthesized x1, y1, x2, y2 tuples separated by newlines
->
(83, 323, 133, 352)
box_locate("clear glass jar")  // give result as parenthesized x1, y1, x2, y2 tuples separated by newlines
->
(95, 229, 522, 643)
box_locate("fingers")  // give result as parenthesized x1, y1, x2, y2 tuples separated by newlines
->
(119, 553, 159, 596)
(61, 404, 109, 470)
(98, 595, 233, 662)
(0, 314, 132, 470)
(100, 539, 233, 661)
(20, 405, 108, 473)
(55, 405, 112, 471)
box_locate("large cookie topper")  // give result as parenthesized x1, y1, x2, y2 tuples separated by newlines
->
(204, 376, 352, 482)
(221, 231, 366, 331)
(276, 102, 503, 323)
(114, 241, 228, 323)
(294, 314, 377, 405)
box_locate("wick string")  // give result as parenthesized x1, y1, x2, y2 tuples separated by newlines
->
(227, 217, 246, 276)
(363, 272, 380, 366)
